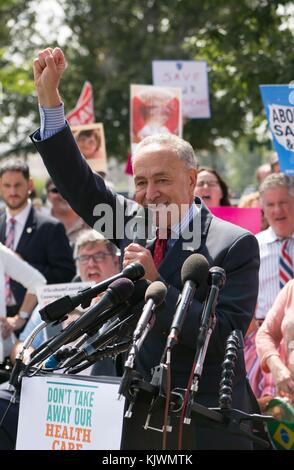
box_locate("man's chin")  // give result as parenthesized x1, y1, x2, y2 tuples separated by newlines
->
(7, 201, 26, 210)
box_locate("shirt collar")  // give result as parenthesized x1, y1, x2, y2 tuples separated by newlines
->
(170, 203, 199, 239)
(6, 199, 32, 226)
(261, 225, 294, 244)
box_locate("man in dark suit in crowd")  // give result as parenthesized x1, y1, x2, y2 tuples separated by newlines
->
(24, 47, 261, 449)
(0, 159, 76, 326)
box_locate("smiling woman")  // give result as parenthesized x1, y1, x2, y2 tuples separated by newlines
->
(194, 166, 231, 207)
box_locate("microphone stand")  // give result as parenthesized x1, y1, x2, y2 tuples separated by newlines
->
(189, 330, 274, 449)
(118, 324, 154, 418)
(184, 267, 225, 424)
(8, 320, 48, 395)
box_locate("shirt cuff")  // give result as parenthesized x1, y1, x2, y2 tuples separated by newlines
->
(39, 102, 67, 140)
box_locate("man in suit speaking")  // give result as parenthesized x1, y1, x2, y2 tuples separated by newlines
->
(30, 47, 260, 449)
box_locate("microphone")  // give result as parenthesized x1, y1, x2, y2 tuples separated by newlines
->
(118, 281, 167, 400)
(64, 312, 135, 371)
(132, 281, 167, 342)
(39, 262, 145, 323)
(46, 279, 151, 369)
(132, 207, 152, 247)
(197, 266, 226, 348)
(27, 278, 135, 368)
(166, 253, 209, 350)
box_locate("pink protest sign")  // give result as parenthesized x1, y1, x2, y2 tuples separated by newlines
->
(210, 207, 261, 234)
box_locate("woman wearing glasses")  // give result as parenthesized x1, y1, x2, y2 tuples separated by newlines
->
(194, 167, 231, 207)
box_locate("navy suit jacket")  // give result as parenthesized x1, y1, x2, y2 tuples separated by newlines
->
(0, 206, 76, 306)
(31, 126, 261, 449)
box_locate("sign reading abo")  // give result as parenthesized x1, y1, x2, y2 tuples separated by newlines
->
(16, 375, 124, 450)
(260, 84, 294, 175)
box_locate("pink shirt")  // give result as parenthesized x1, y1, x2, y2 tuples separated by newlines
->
(256, 280, 294, 373)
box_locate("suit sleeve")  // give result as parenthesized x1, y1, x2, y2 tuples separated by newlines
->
(30, 125, 136, 248)
(154, 233, 260, 359)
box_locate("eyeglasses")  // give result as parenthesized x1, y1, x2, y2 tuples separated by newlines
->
(76, 252, 112, 264)
(196, 180, 220, 188)
(47, 187, 59, 194)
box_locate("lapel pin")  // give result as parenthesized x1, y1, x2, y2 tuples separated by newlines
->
(26, 227, 32, 234)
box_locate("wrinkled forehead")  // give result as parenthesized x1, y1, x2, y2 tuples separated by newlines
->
(133, 142, 179, 164)
(262, 185, 294, 202)
(78, 240, 108, 254)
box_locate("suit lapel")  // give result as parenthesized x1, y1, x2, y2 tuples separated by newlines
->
(0, 212, 6, 243)
(159, 200, 213, 282)
(16, 207, 37, 252)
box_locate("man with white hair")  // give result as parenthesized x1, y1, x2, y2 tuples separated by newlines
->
(28, 47, 261, 450)
(256, 173, 294, 321)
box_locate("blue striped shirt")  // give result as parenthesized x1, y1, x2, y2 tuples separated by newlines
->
(39, 103, 66, 140)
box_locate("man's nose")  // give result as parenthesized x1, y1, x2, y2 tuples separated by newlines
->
(145, 183, 160, 202)
(87, 256, 97, 266)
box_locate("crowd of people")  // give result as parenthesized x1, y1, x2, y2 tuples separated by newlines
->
(0, 46, 293, 450)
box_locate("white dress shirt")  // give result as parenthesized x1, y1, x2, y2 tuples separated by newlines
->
(255, 226, 294, 319)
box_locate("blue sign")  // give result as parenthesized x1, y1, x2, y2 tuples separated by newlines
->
(260, 84, 294, 175)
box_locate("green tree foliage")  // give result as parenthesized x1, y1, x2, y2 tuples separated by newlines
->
(0, 0, 37, 152)
(2, 0, 294, 186)
(60, 0, 294, 161)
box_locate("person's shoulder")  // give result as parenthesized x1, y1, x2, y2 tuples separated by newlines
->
(210, 212, 254, 239)
(32, 207, 64, 228)
(255, 227, 272, 244)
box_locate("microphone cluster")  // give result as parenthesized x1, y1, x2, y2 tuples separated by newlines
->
(13, 246, 227, 436)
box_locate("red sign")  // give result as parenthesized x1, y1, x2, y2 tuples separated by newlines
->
(66, 82, 95, 126)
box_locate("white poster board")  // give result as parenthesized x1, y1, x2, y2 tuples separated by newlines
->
(36, 282, 93, 310)
(152, 60, 210, 119)
(16, 375, 124, 450)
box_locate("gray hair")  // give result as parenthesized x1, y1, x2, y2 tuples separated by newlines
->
(259, 173, 294, 200)
(74, 229, 118, 259)
(133, 133, 198, 170)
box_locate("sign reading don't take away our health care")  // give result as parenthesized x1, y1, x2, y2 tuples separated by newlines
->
(16, 375, 124, 450)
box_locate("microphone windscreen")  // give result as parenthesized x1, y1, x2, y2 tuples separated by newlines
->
(181, 253, 209, 287)
(108, 277, 134, 303)
(122, 262, 145, 281)
(145, 280, 167, 306)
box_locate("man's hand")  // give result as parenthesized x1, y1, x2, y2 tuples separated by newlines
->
(33, 47, 67, 107)
(123, 243, 160, 282)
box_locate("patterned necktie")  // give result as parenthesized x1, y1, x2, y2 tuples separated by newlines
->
(153, 229, 171, 268)
(279, 238, 294, 289)
(5, 218, 16, 305)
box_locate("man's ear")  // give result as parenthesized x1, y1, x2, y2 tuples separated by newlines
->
(189, 168, 197, 192)
(28, 178, 34, 194)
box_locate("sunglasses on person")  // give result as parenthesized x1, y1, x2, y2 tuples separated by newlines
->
(47, 187, 59, 194)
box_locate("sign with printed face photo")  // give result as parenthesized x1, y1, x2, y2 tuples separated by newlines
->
(71, 123, 108, 175)
(130, 84, 182, 153)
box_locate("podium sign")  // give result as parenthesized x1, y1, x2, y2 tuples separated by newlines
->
(16, 375, 124, 450)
